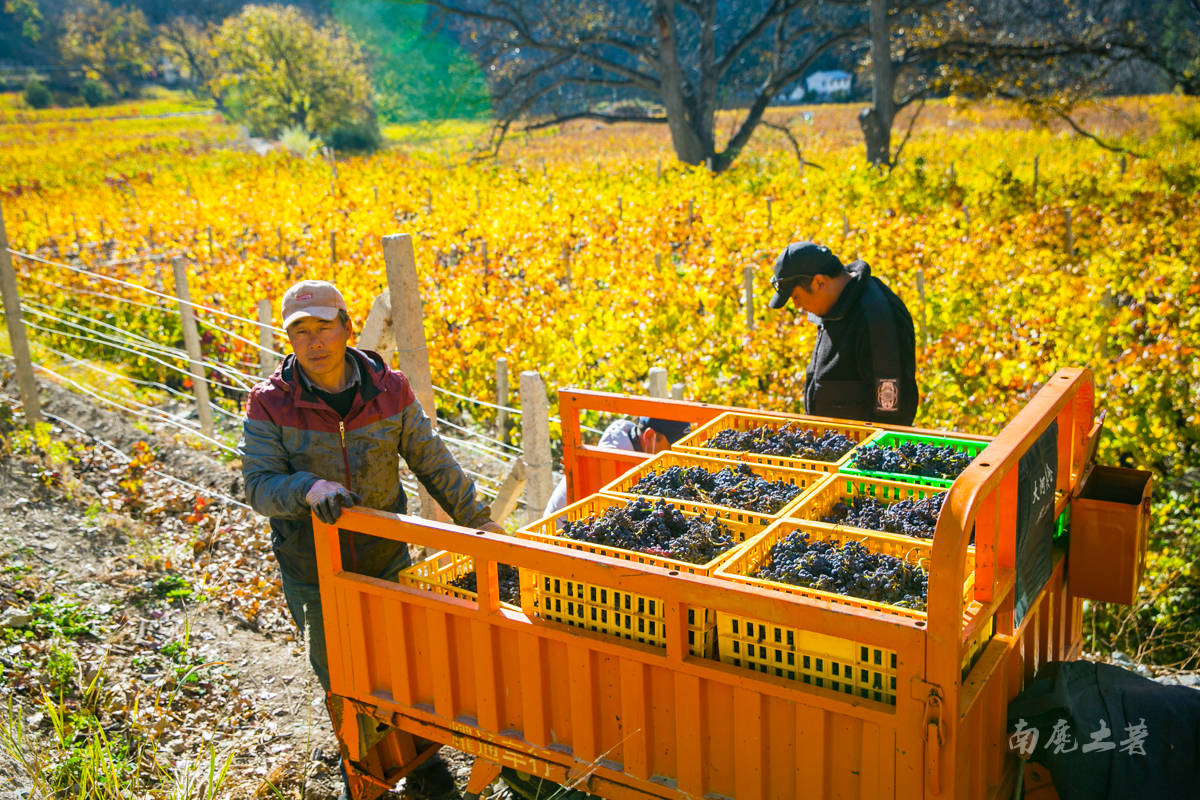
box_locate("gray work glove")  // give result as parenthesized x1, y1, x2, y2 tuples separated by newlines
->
(305, 480, 362, 525)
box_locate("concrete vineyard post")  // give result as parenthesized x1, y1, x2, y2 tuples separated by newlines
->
(842, 211, 849, 237)
(670, 382, 685, 400)
(381, 233, 449, 523)
(490, 459, 526, 524)
(1065, 207, 1074, 257)
(330, 231, 336, 265)
(648, 367, 668, 398)
(496, 356, 509, 441)
(0, 202, 43, 424)
(257, 299, 277, 378)
(1033, 155, 1039, 201)
(171, 256, 214, 437)
(767, 198, 773, 231)
(520, 371, 552, 524)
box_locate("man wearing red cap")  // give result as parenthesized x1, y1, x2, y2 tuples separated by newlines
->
(240, 279, 502, 798)
(767, 242, 918, 425)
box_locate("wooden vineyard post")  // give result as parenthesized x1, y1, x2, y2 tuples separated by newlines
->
(520, 371, 552, 524)
(0, 202, 42, 424)
(495, 356, 509, 441)
(381, 233, 449, 522)
(647, 367, 668, 398)
(257, 298, 277, 378)
(489, 459, 526, 524)
(171, 256, 214, 437)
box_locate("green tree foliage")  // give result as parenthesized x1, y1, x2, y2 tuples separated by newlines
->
(21, 77, 52, 107)
(213, 4, 379, 146)
(157, 17, 224, 106)
(331, 0, 489, 122)
(4, 0, 43, 42)
(58, 0, 155, 98)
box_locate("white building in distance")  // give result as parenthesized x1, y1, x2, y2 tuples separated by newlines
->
(805, 70, 853, 99)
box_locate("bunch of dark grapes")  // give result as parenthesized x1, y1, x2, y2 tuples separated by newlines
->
(821, 492, 946, 539)
(629, 463, 801, 513)
(755, 531, 928, 610)
(449, 563, 522, 606)
(559, 497, 736, 564)
(848, 441, 974, 480)
(707, 423, 855, 462)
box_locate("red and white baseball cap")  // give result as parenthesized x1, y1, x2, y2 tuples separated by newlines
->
(281, 280, 347, 329)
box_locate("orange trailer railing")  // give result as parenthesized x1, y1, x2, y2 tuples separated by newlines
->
(317, 368, 1104, 800)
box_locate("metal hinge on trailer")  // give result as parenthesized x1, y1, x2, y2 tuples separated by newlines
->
(912, 679, 947, 795)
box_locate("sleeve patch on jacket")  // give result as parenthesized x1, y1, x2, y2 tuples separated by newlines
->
(876, 378, 900, 412)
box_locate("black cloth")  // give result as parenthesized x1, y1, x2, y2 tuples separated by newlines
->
(1007, 660, 1200, 800)
(802, 261, 918, 425)
(310, 383, 358, 419)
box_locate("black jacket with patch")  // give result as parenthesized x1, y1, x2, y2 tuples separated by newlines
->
(803, 261, 918, 425)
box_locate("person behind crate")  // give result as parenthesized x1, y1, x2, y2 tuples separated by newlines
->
(239, 279, 504, 799)
(766, 241, 919, 426)
(543, 416, 692, 517)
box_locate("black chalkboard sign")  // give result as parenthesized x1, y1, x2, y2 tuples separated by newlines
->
(1015, 420, 1058, 623)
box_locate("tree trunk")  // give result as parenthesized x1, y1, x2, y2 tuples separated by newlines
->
(654, 0, 713, 166)
(861, 0, 895, 166)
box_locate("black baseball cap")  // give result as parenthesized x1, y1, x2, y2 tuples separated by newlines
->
(767, 241, 844, 309)
(638, 417, 691, 444)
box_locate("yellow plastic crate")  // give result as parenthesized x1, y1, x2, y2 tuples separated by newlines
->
(399, 551, 522, 611)
(714, 519, 983, 704)
(600, 450, 827, 528)
(791, 473, 949, 540)
(518, 495, 763, 657)
(674, 411, 878, 473)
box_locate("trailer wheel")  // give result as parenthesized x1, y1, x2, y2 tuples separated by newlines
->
(499, 767, 596, 799)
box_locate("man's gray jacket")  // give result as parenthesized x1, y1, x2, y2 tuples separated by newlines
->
(240, 347, 492, 584)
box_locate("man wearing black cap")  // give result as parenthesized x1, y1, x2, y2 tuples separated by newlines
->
(543, 416, 690, 516)
(767, 241, 918, 425)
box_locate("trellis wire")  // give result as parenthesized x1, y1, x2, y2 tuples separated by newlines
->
(32, 406, 254, 512)
(437, 417, 522, 456)
(20, 308, 253, 402)
(433, 383, 603, 436)
(9, 249, 286, 333)
(39, 345, 217, 412)
(19, 299, 258, 393)
(30, 362, 239, 455)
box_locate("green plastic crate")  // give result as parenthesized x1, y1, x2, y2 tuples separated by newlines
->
(840, 431, 991, 488)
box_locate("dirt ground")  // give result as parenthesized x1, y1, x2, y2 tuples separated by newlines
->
(0, 369, 501, 800)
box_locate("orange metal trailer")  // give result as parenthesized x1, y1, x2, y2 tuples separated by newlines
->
(316, 367, 1149, 800)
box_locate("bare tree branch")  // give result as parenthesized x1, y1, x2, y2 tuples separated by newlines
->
(761, 119, 825, 169)
(889, 94, 927, 167)
(523, 110, 669, 130)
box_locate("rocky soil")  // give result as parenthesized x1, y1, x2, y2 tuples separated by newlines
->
(0, 369, 501, 800)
